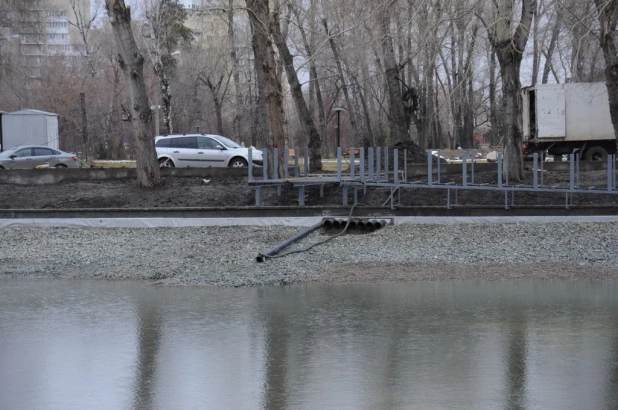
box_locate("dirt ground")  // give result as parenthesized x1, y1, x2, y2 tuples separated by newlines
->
(1, 168, 618, 209)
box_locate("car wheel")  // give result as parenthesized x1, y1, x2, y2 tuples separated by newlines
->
(158, 158, 175, 168)
(584, 146, 608, 162)
(229, 157, 248, 168)
(55, 164, 68, 169)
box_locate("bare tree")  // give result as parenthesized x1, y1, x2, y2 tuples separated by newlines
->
(487, 0, 536, 181)
(105, 0, 161, 187)
(594, 0, 618, 142)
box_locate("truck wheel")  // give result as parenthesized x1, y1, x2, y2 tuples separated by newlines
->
(584, 146, 608, 162)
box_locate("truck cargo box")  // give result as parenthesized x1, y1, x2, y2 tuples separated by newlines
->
(0, 109, 59, 152)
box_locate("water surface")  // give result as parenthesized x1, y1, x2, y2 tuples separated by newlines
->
(1, 279, 617, 410)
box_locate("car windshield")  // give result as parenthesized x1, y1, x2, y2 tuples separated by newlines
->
(213, 135, 241, 149)
(0, 148, 18, 158)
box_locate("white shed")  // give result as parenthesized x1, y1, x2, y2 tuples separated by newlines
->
(0, 109, 59, 151)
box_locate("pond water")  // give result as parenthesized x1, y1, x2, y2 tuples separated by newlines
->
(1, 279, 617, 410)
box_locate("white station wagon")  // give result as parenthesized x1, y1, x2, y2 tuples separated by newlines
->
(155, 134, 263, 168)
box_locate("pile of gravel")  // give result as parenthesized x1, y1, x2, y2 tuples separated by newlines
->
(2, 222, 618, 286)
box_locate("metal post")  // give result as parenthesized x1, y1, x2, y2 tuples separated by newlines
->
(336, 110, 341, 149)
(437, 150, 441, 183)
(497, 153, 503, 189)
(359, 147, 365, 182)
(504, 154, 509, 186)
(447, 188, 450, 209)
(376, 147, 381, 178)
(337, 147, 342, 181)
(263, 148, 268, 181)
(284, 147, 289, 179)
(533, 153, 538, 189)
(540, 151, 544, 186)
(427, 150, 433, 186)
(255, 186, 261, 206)
(294, 146, 299, 177)
(608, 154, 613, 191)
(299, 185, 305, 206)
(569, 154, 575, 191)
(342, 186, 348, 206)
(576, 153, 580, 188)
(354, 186, 358, 205)
(303, 147, 308, 176)
(273, 148, 279, 179)
(350, 148, 355, 178)
(393, 148, 399, 184)
(462, 152, 467, 187)
(368, 147, 374, 180)
(404, 149, 407, 182)
(471, 151, 475, 184)
(248, 148, 253, 182)
(384, 147, 389, 181)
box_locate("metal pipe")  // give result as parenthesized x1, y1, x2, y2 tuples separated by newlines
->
(256, 220, 324, 262)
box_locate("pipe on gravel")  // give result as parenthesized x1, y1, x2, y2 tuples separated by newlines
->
(256, 220, 325, 262)
(349, 219, 358, 229)
(323, 218, 335, 228)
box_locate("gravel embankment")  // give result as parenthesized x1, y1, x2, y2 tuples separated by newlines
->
(2, 222, 618, 286)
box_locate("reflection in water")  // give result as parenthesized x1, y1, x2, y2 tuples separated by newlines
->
(0, 280, 617, 410)
(506, 317, 527, 410)
(132, 291, 162, 410)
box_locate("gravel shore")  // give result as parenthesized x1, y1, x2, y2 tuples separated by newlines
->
(2, 222, 618, 286)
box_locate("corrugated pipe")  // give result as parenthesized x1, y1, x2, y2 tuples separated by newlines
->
(256, 220, 325, 262)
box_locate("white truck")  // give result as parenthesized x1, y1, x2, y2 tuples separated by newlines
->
(522, 82, 617, 161)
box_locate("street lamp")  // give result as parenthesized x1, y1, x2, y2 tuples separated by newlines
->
(333, 107, 345, 149)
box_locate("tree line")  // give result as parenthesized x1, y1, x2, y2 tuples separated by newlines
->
(1, 0, 617, 186)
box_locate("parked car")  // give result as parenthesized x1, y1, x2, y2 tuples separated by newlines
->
(155, 134, 263, 168)
(0, 145, 80, 169)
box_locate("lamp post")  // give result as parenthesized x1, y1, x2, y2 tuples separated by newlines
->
(333, 107, 345, 149)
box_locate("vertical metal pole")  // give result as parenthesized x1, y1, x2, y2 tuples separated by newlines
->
(336, 110, 341, 149)
(437, 150, 441, 183)
(294, 147, 299, 177)
(471, 152, 475, 184)
(504, 154, 509, 186)
(263, 148, 268, 181)
(614, 155, 616, 190)
(299, 186, 305, 206)
(248, 148, 253, 182)
(427, 150, 433, 186)
(255, 186, 261, 206)
(384, 147, 389, 180)
(284, 147, 289, 178)
(273, 148, 279, 179)
(404, 149, 408, 182)
(359, 147, 365, 182)
(540, 151, 544, 186)
(462, 152, 467, 187)
(533, 153, 538, 189)
(342, 186, 348, 206)
(608, 154, 613, 191)
(575, 153, 580, 188)
(303, 147, 308, 176)
(354, 186, 358, 205)
(447, 188, 450, 209)
(337, 147, 342, 181)
(390, 187, 394, 209)
(368, 147, 374, 180)
(376, 147, 381, 178)
(350, 148, 355, 178)
(498, 153, 503, 189)
(393, 148, 399, 184)
(569, 154, 575, 191)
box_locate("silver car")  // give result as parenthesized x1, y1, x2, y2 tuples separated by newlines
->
(0, 145, 80, 169)
(155, 134, 263, 168)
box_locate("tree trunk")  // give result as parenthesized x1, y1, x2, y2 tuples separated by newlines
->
(323, 18, 360, 144)
(249, 15, 270, 150)
(246, 0, 286, 177)
(105, 0, 160, 187)
(489, 48, 499, 145)
(271, 2, 322, 171)
(595, 0, 618, 142)
(228, 0, 243, 143)
(542, 8, 561, 84)
(80, 91, 89, 158)
(489, 0, 535, 181)
(497, 49, 525, 180)
(379, 6, 408, 144)
(154, 61, 173, 135)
